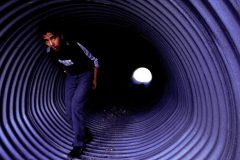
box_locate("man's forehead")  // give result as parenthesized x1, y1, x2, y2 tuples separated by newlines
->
(42, 32, 56, 39)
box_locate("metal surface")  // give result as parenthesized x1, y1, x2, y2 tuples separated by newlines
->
(1, 0, 239, 159)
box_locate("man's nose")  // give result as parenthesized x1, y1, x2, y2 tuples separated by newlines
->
(49, 40, 54, 46)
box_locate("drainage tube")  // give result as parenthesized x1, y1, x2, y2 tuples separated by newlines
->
(1, 1, 240, 160)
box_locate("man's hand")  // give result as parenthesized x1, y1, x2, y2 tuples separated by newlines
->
(92, 79, 97, 90)
(92, 67, 99, 90)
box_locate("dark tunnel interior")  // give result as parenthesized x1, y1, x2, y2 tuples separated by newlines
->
(75, 24, 169, 112)
(1, 1, 240, 160)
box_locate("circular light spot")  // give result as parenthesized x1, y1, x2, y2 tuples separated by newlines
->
(132, 67, 152, 85)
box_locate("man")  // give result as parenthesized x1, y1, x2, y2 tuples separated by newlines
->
(38, 22, 99, 158)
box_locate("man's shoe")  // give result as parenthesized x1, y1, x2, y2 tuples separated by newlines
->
(67, 146, 83, 158)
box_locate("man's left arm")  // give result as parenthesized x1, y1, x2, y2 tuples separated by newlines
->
(76, 42, 100, 90)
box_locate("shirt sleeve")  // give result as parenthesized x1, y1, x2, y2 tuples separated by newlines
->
(76, 42, 100, 68)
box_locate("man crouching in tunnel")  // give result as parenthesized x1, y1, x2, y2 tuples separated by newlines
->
(38, 19, 100, 159)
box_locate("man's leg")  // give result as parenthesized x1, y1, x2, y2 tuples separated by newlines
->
(71, 72, 92, 147)
(64, 75, 76, 128)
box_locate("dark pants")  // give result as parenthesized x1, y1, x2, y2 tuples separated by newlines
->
(64, 71, 92, 147)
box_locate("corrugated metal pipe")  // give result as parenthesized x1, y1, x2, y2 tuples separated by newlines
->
(1, 1, 240, 160)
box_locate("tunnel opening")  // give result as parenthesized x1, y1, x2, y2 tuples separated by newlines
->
(72, 24, 170, 115)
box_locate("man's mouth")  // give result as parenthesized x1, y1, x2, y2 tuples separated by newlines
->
(52, 47, 57, 50)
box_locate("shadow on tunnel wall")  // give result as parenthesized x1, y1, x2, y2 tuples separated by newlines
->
(1, 1, 240, 160)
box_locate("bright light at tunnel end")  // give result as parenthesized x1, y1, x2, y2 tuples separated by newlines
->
(132, 67, 152, 85)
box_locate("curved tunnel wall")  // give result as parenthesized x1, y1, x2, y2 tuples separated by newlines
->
(1, 1, 240, 160)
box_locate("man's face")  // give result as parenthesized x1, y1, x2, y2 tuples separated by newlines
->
(42, 32, 62, 52)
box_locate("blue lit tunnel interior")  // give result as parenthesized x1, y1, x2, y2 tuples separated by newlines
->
(1, 1, 240, 160)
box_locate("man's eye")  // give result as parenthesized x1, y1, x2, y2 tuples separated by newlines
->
(51, 36, 56, 40)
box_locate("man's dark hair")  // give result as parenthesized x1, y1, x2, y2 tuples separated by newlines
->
(38, 17, 64, 37)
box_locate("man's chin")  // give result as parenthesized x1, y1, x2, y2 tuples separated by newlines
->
(52, 48, 60, 52)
